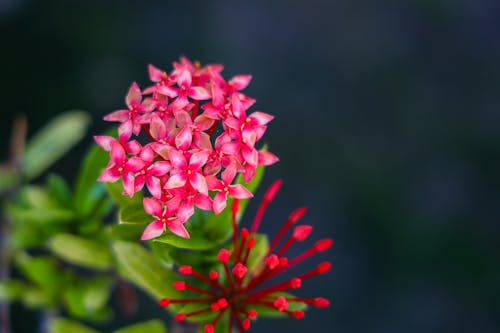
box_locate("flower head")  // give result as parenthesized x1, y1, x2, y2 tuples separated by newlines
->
(159, 181, 333, 332)
(96, 57, 278, 240)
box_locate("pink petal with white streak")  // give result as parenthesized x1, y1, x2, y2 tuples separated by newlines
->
(149, 161, 171, 176)
(229, 184, 253, 199)
(141, 221, 165, 240)
(143, 198, 163, 218)
(149, 114, 166, 140)
(221, 162, 237, 184)
(189, 172, 208, 195)
(175, 126, 193, 150)
(148, 64, 165, 82)
(122, 173, 136, 197)
(249, 111, 274, 125)
(189, 150, 210, 169)
(165, 173, 188, 189)
(94, 136, 114, 151)
(168, 150, 187, 169)
(188, 86, 211, 100)
(110, 141, 126, 165)
(126, 82, 142, 107)
(103, 110, 129, 122)
(146, 176, 162, 199)
(206, 175, 223, 191)
(194, 194, 213, 211)
(213, 191, 228, 215)
(177, 69, 192, 88)
(167, 221, 190, 239)
(258, 150, 279, 166)
(229, 74, 252, 91)
(242, 146, 258, 165)
(118, 120, 133, 141)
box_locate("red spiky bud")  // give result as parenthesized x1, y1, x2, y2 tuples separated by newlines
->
(173, 281, 186, 290)
(159, 298, 170, 307)
(209, 270, 218, 280)
(317, 262, 331, 274)
(240, 228, 249, 239)
(291, 278, 302, 289)
(243, 318, 251, 330)
(232, 263, 248, 278)
(204, 324, 214, 333)
(265, 254, 280, 269)
(247, 237, 256, 249)
(279, 257, 288, 267)
(248, 309, 258, 319)
(289, 207, 307, 224)
(293, 225, 313, 241)
(217, 249, 231, 263)
(273, 296, 288, 311)
(264, 179, 282, 202)
(179, 265, 192, 275)
(292, 310, 305, 319)
(314, 239, 334, 252)
(314, 297, 330, 308)
(174, 314, 186, 322)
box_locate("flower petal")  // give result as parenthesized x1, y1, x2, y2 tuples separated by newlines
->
(126, 82, 142, 107)
(148, 64, 165, 82)
(229, 184, 253, 199)
(167, 220, 190, 239)
(143, 198, 163, 218)
(249, 111, 274, 125)
(194, 194, 213, 211)
(188, 86, 211, 100)
(168, 150, 187, 169)
(165, 173, 188, 189)
(213, 191, 228, 215)
(189, 172, 208, 195)
(189, 150, 210, 169)
(140, 220, 165, 240)
(175, 126, 193, 150)
(229, 74, 252, 91)
(103, 110, 129, 122)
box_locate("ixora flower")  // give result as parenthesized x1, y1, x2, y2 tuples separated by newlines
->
(159, 181, 333, 332)
(95, 56, 278, 240)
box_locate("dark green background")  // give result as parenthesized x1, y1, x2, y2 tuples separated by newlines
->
(1, 0, 499, 332)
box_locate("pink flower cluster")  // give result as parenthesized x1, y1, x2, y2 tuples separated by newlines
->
(95, 57, 278, 240)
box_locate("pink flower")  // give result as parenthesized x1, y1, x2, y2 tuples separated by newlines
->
(96, 56, 279, 240)
(104, 82, 155, 141)
(159, 181, 333, 332)
(141, 197, 189, 240)
(206, 162, 253, 214)
(164, 150, 210, 195)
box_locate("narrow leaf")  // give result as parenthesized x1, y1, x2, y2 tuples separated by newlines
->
(49, 234, 112, 270)
(22, 111, 90, 179)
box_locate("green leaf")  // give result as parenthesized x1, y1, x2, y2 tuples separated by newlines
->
(14, 253, 61, 293)
(113, 320, 167, 333)
(0, 280, 26, 301)
(21, 286, 54, 309)
(108, 223, 145, 241)
(49, 234, 112, 270)
(63, 276, 113, 322)
(73, 140, 109, 215)
(22, 111, 90, 179)
(105, 181, 142, 207)
(112, 241, 182, 301)
(7, 204, 76, 225)
(50, 318, 99, 333)
(47, 173, 73, 208)
(119, 204, 151, 225)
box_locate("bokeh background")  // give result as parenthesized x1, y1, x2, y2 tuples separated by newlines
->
(1, 0, 500, 332)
